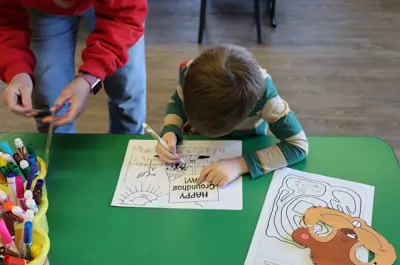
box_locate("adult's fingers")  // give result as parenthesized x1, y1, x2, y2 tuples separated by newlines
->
(197, 164, 214, 184)
(50, 93, 71, 113)
(20, 87, 32, 109)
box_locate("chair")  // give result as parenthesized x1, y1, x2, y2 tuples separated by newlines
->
(197, 0, 277, 44)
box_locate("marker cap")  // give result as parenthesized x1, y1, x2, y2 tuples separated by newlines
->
(0, 166, 8, 177)
(0, 190, 10, 204)
(23, 222, 33, 244)
(16, 176, 25, 199)
(0, 219, 13, 245)
(34, 179, 45, 190)
(31, 243, 42, 259)
(27, 155, 39, 175)
(2, 154, 15, 163)
(12, 206, 25, 215)
(3, 255, 28, 265)
(25, 198, 38, 213)
(24, 190, 33, 200)
(24, 209, 34, 222)
(26, 143, 35, 155)
(0, 246, 20, 258)
(14, 138, 23, 147)
(12, 153, 22, 165)
(0, 141, 14, 156)
(19, 160, 29, 170)
(4, 202, 14, 212)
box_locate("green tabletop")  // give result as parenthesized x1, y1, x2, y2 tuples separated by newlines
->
(1, 133, 399, 264)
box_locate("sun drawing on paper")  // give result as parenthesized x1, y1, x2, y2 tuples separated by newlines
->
(118, 184, 164, 206)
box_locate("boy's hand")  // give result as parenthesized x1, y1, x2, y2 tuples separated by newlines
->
(197, 156, 249, 187)
(155, 132, 182, 164)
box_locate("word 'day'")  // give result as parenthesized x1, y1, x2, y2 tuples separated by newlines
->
(169, 175, 219, 203)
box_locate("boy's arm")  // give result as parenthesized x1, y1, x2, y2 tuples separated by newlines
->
(159, 84, 187, 143)
(243, 80, 309, 179)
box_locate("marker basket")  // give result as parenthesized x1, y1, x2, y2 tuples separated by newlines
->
(15, 226, 50, 265)
(1, 156, 48, 195)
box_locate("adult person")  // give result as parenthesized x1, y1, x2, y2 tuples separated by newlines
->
(0, 0, 148, 134)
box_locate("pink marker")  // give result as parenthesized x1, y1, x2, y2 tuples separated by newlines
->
(0, 190, 10, 205)
(15, 176, 26, 210)
(0, 219, 19, 254)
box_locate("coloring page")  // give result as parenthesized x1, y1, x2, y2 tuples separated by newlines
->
(111, 140, 243, 210)
(245, 168, 375, 265)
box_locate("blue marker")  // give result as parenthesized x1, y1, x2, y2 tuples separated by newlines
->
(0, 141, 14, 156)
(27, 155, 40, 176)
(23, 221, 33, 260)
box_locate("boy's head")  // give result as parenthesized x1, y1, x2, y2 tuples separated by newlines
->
(183, 45, 265, 137)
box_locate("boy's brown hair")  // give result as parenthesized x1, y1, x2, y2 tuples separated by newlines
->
(183, 45, 265, 137)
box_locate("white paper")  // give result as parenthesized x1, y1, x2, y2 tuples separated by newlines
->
(245, 168, 375, 265)
(111, 140, 243, 210)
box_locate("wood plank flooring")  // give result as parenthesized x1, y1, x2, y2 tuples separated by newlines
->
(1, 0, 399, 160)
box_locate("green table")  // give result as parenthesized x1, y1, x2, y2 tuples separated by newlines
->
(1, 133, 399, 264)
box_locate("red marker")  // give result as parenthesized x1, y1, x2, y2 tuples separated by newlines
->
(3, 255, 28, 265)
(14, 139, 26, 158)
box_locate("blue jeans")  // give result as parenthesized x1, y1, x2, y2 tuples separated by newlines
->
(29, 8, 146, 134)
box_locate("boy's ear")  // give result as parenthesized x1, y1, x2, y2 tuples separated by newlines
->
(292, 227, 314, 247)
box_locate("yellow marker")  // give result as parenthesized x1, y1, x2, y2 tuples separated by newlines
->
(0, 155, 7, 167)
(31, 243, 42, 259)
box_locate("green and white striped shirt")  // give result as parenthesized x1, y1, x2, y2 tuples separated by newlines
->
(160, 60, 309, 179)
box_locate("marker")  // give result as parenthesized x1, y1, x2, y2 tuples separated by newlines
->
(4, 202, 15, 213)
(24, 190, 33, 201)
(27, 155, 39, 176)
(2, 256, 28, 265)
(14, 139, 26, 157)
(0, 141, 14, 156)
(15, 176, 26, 209)
(9, 165, 25, 182)
(4, 211, 15, 242)
(26, 143, 37, 163)
(25, 199, 38, 213)
(2, 154, 15, 164)
(142, 122, 185, 164)
(0, 190, 10, 205)
(12, 206, 26, 221)
(33, 179, 44, 190)
(30, 244, 42, 259)
(18, 210, 34, 255)
(0, 219, 19, 254)
(0, 247, 20, 258)
(19, 161, 30, 180)
(33, 188, 43, 205)
(21, 221, 32, 260)
(0, 166, 8, 184)
(0, 152, 7, 167)
(12, 154, 22, 167)
(25, 166, 35, 191)
(7, 172, 17, 205)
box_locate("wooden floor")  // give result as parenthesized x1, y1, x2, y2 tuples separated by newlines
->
(1, 0, 399, 159)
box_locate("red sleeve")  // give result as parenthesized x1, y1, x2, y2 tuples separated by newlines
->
(0, 0, 35, 83)
(79, 0, 148, 81)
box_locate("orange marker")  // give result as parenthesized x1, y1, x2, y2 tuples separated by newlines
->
(4, 202, 14, 212)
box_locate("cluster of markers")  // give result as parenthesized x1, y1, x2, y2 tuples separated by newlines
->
(0, 139, 45, 264)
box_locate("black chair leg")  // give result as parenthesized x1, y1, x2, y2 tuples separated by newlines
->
(254, 0, 262, 44)
(267, 0, 277, 28)
(198, 0, 207, 44)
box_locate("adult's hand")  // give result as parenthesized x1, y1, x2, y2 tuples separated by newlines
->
(42, 77, 90, 126)
(1, 73, 36, 117)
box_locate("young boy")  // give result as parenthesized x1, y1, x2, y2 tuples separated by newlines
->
(156, 45, 308, 187)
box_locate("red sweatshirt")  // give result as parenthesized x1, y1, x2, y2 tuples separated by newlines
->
(0, 0, 148, 83)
